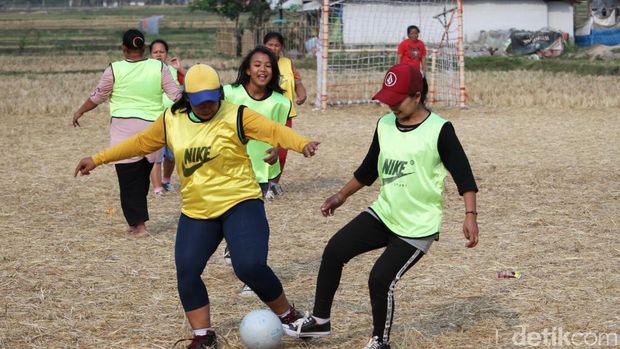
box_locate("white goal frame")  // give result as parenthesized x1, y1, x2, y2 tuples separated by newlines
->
(317, 0, 466, 110)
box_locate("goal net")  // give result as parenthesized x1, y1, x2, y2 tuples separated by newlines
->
(316, 0, 464, 109)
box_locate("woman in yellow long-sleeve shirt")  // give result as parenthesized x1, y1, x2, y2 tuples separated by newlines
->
(74, 64, 320, 349)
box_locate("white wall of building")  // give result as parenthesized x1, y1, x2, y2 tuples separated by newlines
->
(463, 0, 548, 42)
(336, 0, 576, 45)
(547, 1, 575, 34)
(341, 3, 460, 46)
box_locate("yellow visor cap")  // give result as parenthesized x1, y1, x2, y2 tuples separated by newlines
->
(185, 64, 222, 105)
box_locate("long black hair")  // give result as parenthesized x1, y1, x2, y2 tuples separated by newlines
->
(407, 25, 420, 35)
(232, 45, 284, 94)
(263, 31, 284, 47)
(420, 77, 429, 105)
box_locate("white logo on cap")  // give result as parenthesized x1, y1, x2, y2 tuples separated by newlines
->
(385, 72, 397, 87)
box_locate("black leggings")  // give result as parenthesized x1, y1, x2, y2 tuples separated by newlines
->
(313, 211, 425, 343)
(115, 158, 153, 226)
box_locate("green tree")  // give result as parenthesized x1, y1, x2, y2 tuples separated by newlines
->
(191, 0, 272, 56)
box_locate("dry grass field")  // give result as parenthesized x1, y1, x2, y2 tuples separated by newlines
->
(0, 50, 619, 349)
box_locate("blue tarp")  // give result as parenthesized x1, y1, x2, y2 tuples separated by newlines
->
(575, 28, 620, 47)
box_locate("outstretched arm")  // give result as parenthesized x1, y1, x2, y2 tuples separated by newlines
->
(74, 66, 113, 127)
(242, 107, 319, 155)
(74, 115, 166, 176)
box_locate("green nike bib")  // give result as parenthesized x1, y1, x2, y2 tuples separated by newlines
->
(110, 58, 163, 121)
(223, 84, 291, 183)
(370, 112, 448, 238)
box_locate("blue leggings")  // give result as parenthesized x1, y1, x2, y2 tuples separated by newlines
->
(175, 199, 283, 311)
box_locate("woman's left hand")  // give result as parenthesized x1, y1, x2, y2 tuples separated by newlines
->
(463, 215, 479, 248)
(263, 147, 279, 165)
(74, 157, 97, 177)
(303, 141, 320, 157)
(296, 93, 307, 105)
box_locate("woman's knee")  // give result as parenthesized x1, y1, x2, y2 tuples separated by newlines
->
(232, 259, 266, 282)
(321, 239, 349, 266)
(176, 259, 205, 282)
(368, 269, 391, 294)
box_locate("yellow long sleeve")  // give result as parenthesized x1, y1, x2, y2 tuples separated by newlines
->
(92, 115, 166, 165)
(241, 108, 309, 152)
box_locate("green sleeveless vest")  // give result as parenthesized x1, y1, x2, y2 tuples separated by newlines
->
(109, 58, 163, 121)
(223, 84, 291, 183)
(370, 112, 448, 238)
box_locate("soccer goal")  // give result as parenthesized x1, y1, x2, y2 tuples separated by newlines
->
(316, 0, 465, 110)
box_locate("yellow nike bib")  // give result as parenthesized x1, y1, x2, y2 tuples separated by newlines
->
(164, 101, 262, 219)
(278, 56, 297, 117)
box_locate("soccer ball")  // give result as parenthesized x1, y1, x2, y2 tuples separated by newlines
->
(239, 309, 283, 349)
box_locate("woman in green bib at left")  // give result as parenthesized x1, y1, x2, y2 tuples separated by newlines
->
(72, 29, 181, 237)
(74, 64, 320, 349)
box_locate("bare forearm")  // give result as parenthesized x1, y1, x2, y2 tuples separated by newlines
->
(338, 177, 365, 200)
(463, 191, 477, 213)
(76, 98, 98, 116)
(295, 82, 306, 97)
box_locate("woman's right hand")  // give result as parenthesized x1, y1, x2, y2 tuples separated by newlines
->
(320, 192, 345, 217)
(170, 57, 185, 74)
(72, 111, 83, 127)
(74, 157, 97, 177)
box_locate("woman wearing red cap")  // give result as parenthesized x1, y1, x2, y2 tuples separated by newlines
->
(74, 64, 320, 349)
(284, 64, 478, 349)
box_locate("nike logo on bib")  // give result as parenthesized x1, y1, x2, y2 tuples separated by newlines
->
(382, 172, 414, 185)
(182, 146, 218, 177)
(382, 159, 415, 185)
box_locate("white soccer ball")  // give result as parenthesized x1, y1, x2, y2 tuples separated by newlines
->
(239, 309, 283, 349)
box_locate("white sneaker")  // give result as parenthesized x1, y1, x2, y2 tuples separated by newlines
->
(362, 336, 391, 349)
(239, 284, 255, 297)
(264, 189, 276, 200)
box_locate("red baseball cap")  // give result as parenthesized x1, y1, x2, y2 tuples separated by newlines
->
(372, 64, 423, 106)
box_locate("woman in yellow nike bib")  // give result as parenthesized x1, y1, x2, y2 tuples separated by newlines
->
(74, 64, 320, 349)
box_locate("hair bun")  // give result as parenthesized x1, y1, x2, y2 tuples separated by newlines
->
(122, 29, 145, 50)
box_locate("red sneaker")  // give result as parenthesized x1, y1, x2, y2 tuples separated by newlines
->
(175, 330, 217, 349)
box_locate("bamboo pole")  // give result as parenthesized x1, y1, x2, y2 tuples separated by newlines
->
(457, 0, 466, 107)
(320, 0, 329, 111)
(429, 49, 437, 106)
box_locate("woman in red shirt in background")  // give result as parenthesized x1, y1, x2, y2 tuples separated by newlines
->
(397, 25, 426, 75)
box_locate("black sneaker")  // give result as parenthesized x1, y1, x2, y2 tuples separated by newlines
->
(362, 336, 390, 349)
(223, 246, 231, 265)
(283, 314, 331, 338)
(175, 330, 218, 349)
(162, 182, 173, 192)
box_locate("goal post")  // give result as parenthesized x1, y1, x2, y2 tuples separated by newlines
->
(317, 0, 465, 110)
